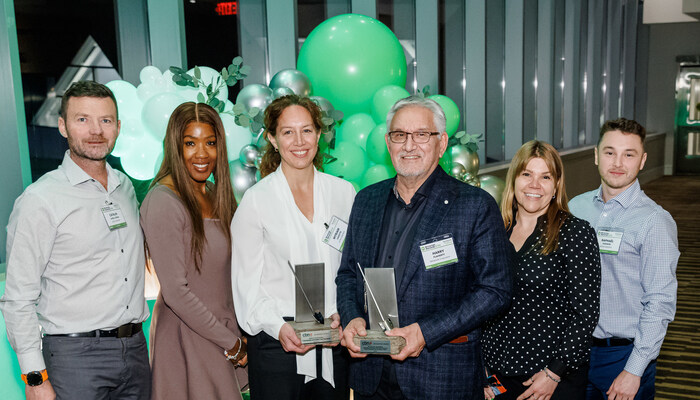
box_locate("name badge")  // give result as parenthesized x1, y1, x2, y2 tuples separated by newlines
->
(597, 228, 623, 254)
(322, 215, 348, 252)
(101, 204, 127, 230)
(419, 234, 459, 270)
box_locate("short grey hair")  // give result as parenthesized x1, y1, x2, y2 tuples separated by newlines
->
(385, 95, 447, 134)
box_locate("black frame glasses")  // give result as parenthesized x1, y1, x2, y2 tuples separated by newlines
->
(387, 130, 441, 144)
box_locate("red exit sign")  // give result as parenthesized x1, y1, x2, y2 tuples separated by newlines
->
(215, 1, 238, 16)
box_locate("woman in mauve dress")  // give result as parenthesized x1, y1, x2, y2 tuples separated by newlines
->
(141, 102, 247, 400)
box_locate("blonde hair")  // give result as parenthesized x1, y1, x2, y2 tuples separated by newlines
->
(501, 140, 569, 255)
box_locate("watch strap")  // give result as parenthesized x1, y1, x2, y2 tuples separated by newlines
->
(21, 369, 48, 385)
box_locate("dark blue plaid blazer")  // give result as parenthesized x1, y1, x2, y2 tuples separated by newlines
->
(336, 168, 513, 400)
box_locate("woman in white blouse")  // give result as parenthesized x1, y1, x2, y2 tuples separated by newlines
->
(231, 95, 355, 400)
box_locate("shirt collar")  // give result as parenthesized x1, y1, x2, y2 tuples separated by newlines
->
(593, 179, 641, 209)
(392, 166, 441, 204)
(60, 150, 121, 192)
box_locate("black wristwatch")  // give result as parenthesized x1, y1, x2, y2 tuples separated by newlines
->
(22, 370, 47, 386)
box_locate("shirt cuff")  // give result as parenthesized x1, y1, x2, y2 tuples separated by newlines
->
(623, 349, 650, 377)
(18, 350, 47, 375)
(264, 319, 286, 341)
(546, 359, 567, 378)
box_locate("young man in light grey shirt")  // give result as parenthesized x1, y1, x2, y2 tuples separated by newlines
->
(0, 81, 150, 400)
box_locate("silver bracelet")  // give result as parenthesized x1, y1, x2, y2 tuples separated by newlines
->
(543, 368, 561, 383)
(224, 337, 242, 361)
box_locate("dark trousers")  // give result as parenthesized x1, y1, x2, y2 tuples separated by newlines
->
(42, 331, 151, 400)
(586, 344, 656, 400)
(353, 359, 407, 400)
(492, 367, 588, 400)
(247, 332, 350, 400)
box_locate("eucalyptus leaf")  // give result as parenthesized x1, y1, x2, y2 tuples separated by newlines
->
(221, 68, 229, 80)
(226, 77, 237, 86)
(251, 121, 263, 132)
(206, 84, 213, 96)
(228, 65, 237, 76)
(331, 110, 344, 121)
(232, 56, 243, 66)
(239, 65, 251, 76)
(210, 97, 220, 108)
(182, 74, 193, 81)
(248, 107, 260, 118)
(193, 80, 199, 88)
(194, 66, 201, 80)
(197, 93, 206, 103)
(455, 131, 466, 138)
(239, 117, 251, 128)
(322, 117, 334, 126)
(217, 102, 226, 113)
(232, 103, 246, 114)
(169, 66, 185, 75)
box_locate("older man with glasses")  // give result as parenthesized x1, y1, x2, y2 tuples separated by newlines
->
(336, 96, 514, 400)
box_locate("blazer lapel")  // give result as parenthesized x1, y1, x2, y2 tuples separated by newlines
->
(362, 179, 394, 269)
(397, 171, 458, 302)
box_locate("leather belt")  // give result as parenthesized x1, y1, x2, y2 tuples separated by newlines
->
(45, 323, 142, 338)
(592, 337, 633, 347)
(449, 335, 469, 344)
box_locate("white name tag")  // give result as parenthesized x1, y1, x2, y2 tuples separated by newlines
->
(419, 234, 459, 270)
(101, 204, 127, 230)
(322, 215, 348, 252)
(597, 228, 623, 254)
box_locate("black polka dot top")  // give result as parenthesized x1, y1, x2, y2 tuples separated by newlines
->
(482, 213, 601, 377)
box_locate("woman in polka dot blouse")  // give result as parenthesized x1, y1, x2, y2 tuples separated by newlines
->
(483, 140, 601, 400)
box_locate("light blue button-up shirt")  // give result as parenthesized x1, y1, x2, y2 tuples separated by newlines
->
(569, 179, 679, 376)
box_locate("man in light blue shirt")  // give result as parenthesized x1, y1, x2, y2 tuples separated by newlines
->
(569, 118, 679, 400)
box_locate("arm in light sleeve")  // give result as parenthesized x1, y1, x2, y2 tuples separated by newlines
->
(625, 209, 679, 376)
(548, 219, 601, 377)
(418, 194, 514, 349)
(231, 190, 285, 339)
(141, 189, 238, 350)
(0, 193, 56, 373)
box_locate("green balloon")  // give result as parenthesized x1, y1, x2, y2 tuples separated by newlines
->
(361, 163, 396, 188)
(324, 141, 369, 182)
(429, 95, 460, 137)
(366, 123, 391, 165)
(337, 113, 376, 149)
(371, 85, 410, 124)
(439, 146, 453, 174)
(297, 14, 407, 115)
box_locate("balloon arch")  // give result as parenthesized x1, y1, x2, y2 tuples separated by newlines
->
(106, 14, 504, 204)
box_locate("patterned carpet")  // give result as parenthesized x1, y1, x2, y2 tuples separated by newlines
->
(642, 176, 700, 399)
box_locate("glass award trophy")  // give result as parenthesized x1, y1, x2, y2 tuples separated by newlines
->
(288, 261, 340, 345)
(353, 264, 406, 355)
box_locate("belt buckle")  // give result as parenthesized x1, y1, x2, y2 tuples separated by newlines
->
(117, 324, 133, 338)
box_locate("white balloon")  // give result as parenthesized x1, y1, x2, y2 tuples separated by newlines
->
(141, 92, 186, 142)
(120, 136, 163, 181)
(139, 66, 162, 85)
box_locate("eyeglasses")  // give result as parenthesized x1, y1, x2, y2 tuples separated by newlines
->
(387, 130, 441, 144)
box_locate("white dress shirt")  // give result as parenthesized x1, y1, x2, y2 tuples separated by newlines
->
(0, 151, 149, 374)
(231, 167, 355, 386)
